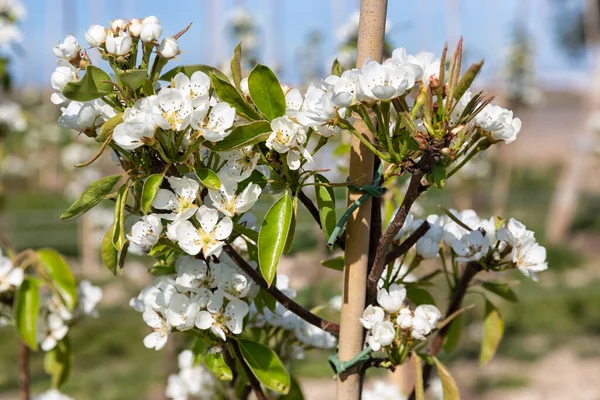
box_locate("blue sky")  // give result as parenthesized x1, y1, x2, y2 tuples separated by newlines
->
(8, 0, 589, 90)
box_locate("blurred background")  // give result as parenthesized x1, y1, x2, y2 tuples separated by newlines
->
(0, 0, 598, 399)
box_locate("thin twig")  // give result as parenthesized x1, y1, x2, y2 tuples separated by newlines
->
(19, 340, 30, 400)
(223, 245, 340, 336)
(383, 221, 430, 265)
(230, 340, 267, 400)
(407, 261, 481, 400)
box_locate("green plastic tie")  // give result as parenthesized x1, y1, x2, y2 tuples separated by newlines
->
(327, 165, 387, 247)
(328, 347, 372, 375)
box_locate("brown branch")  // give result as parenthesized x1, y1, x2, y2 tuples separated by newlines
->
(223, 245, 340, 336)
(366, 171, 424, 303)
(230, 340, 267, 400)
(407, 261, 481, 400)
(297, 189, 346, 250)
(19, 341, 30, 400)
(383, 221, 430, 265)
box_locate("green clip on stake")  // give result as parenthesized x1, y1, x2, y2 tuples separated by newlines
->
(327, 164, 387, 247)
(328, 347, 372, 375)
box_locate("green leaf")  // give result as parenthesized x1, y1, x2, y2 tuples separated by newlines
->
(204, 351, 233, 381)
(254, 287, 277, 313)
(258, 192, 293, 286)
(248, 64, 286, 120)
(205, 121, 271, 152)
(433, 357, 460, 400)
(407, 288, 436, 306)
(211, 74, 262, 121)
(231, 43, 243, 90)
(280, 376, 304, 400)
(480, 300, 504, 366)
(63, 65, 114, 101)
(331, 58, 342, 77)
(414, 353, 425, 400)
(195, 168, 221, 191)
(118, 69, 148, 91)
(233, 222, 259, 243)
(101, 224, 118, 275)
(112, 184, 129, 251)
(428, 162, 446, 188)
(314, 174, 336, 239)
(237, 339, 291, 394)
(283, 196, 298, 254)
(142, 78, 155, 96)
(453, 60, 483, 101)
(481, 282, 518, 303)
(321, 256, 344, 271)
(44, 336, 72, 388)
(60, 175, 122, 221)
(96, 112, 123, 142)
(141, 174, 164, 214)
(37, 249, 77, 311)
(443, 314, 462, 353)
(14, 278, 41, 350)
(159, 64, 229, 82)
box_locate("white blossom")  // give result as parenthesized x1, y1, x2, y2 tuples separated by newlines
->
(127, 214, 163, 249)
(152, 176, 199, 221)
(76, 280, 102, 317)
(376, 283, 406, 314)
(360, 305, 385, 329)
(174, 71, 211, 108)
(452, 229, 490, 262)
(166, 293, 200, 331)
(52, 35, 80, 60)
(39, 314, 69, 351)
(208, 176, 261, 217)
(142, 309, 171, 350)
(153, 88, 193, 131)
(476, 104, 522, 144)
(33, 389, 74, 400)
(366, 321, 395, 351)
(0, 252, 23, 292)
(219, 146, 260, 182)
(174, 206, 233, 258)
(266, 116, 312, 170)
(191, 101, 236, 141)
(128, 18, 142, 37)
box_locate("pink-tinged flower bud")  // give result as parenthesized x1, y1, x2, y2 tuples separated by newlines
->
(157, 38, 179, 59)
(140, 16, 162, 42)
(85, 25, 107, 47)
(106, 31, 133, 56)
(129, 19, 143, 38)
(52, 35, 80, 60)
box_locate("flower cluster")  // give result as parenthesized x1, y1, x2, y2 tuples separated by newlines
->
(166, 350, 216, 400)
(361, 284, 441, 352)
(398, 210, 548, 280)
(130, 254, 256, 350)
(37, 280, 102, 351)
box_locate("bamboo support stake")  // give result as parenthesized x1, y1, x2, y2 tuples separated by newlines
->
(336, 1, 387, 399)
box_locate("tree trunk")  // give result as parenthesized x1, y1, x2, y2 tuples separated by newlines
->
(336, 1, 387, 400)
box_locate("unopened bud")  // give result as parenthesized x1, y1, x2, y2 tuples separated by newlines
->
(85, 25, 107, 47)
(110, 19, 129, 33)
(129, 19, 143, 38)
(157, 38, 179, 59)
(140, 16, 162, 42)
